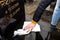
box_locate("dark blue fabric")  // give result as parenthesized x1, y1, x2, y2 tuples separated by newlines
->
(33, 0, 56, 22)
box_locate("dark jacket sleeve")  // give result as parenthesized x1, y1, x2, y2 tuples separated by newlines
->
(33, 0, 54, 22)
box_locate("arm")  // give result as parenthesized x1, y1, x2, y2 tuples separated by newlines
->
(32, 0, 54, 24)
(24, 0, 55, 32)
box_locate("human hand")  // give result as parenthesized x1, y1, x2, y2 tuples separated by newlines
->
(23, 23, 36, 32)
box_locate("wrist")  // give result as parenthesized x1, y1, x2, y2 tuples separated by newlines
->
(31, 20, 37, 25)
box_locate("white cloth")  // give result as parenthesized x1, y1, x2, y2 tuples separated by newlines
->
(14, 21, 41, 36)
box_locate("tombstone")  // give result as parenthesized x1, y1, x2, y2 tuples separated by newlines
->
(0, 0, 25, 40)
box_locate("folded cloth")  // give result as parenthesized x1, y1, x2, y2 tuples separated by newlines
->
(14, 21, 41, 36)
(14, 29, 30, 36)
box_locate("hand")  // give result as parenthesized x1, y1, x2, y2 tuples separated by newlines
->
(23, 23, 36, 32)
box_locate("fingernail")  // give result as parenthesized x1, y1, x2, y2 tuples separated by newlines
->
(23, 29, 25, 30)
(27, 31, 28, 33)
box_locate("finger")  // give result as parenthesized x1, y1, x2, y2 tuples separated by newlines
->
(24, 26, 31, 30)
(24, 24, 30, 29)
(27, 28, 32, 33)
(23, 26, 28, 30)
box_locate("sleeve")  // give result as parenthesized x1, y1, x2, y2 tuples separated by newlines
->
(32, 0, 53, 23)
